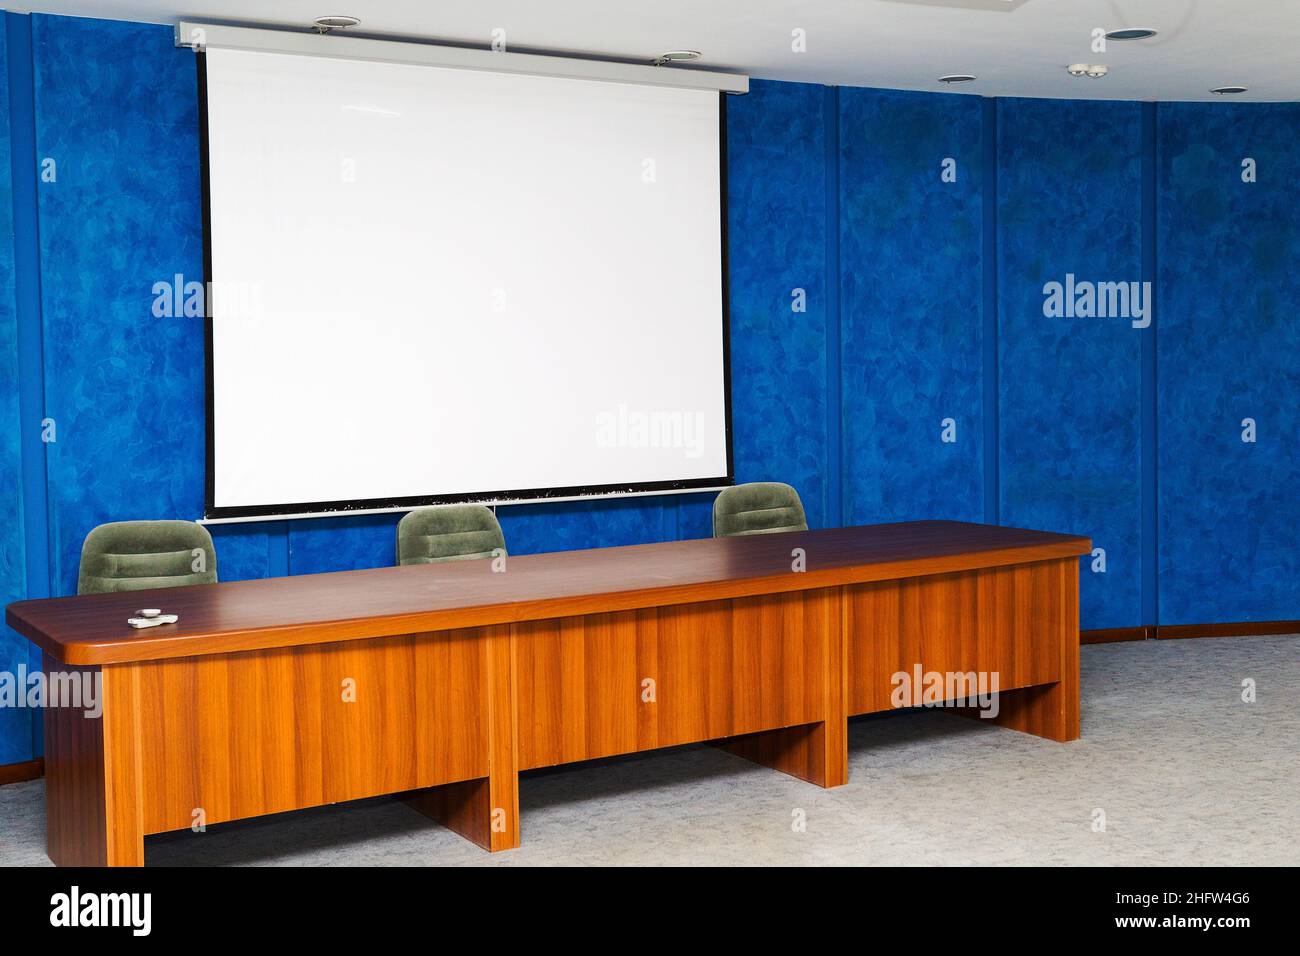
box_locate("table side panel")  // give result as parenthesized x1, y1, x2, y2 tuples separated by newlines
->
(515, 588, 836, 771)
(120, 627, 495, 834)
(847, 558, 1071, 715)
(43, 656, 111, 866)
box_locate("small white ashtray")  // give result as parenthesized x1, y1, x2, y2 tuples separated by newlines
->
(137, 608, 162, 618)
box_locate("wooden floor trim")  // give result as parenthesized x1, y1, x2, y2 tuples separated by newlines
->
(1156, 620, 1300, 640)
(0, 757, 44, 786)
(1081, 621, 1300, 644)
(1080, 626, 1152, 645)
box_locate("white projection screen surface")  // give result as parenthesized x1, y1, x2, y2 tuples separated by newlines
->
(200, 46, 731, 518)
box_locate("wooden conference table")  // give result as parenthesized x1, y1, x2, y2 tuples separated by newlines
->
(7, 520, 1089, 866)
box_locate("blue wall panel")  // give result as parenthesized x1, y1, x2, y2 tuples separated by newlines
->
(1157, 103, 1300, 625)
(674, 493, 714, 541)
(725, 79, 829, 528)
(500, 497, 668, 556)
(207, 521, 277, 582)
(838, 88, 984, 525)
(289, 514, 403, 575)
(997, 98, 1143, 631)
(0, 14, 34, 765)
(32, 15, 216, 596)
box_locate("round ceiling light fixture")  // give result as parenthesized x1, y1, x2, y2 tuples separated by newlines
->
(1105, 28, 1158, 41)
(313, 16, 360, 33)
(1210, 86, 1248, 95)
(654, 50, 702, 66)
(938, 74, 977, 84)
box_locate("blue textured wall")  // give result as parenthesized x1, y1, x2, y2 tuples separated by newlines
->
(33, 15, 208, 597)
(839, 88, 984, 524)
(0, 14, 33, 765)
(997, 98, 1144, 630)
(289, 515, 401, 575)
(2, 13, 1300, 769)
(501, 497, 673, 555)
(1157, 103, 1300, 624)
(210, 520, 275, 582)
(725, 79, 829, 528)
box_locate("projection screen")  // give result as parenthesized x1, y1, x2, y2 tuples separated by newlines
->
(199, 45, 732, 519)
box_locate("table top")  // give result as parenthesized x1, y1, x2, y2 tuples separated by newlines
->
(7, 520, 1090, 666)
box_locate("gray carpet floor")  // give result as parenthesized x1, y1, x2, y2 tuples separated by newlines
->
(2, 635, 1296, 866)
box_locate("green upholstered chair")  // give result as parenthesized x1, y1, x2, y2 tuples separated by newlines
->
(77, 520, 218, 595)
(397, 505, 506, 565)
(712, 482, 809, 538)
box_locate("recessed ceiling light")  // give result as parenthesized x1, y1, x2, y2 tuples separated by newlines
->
(1068, 63, 1108, 78)
(313, 15, 360, 33)
(654, 50, 702, 65)
(938, 74, 977, 84)
(1210, 86, 1248, 95)
(1105, 28, 1158, 41)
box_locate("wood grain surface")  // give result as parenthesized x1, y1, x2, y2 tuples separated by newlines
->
(8, 521, 1089, 665)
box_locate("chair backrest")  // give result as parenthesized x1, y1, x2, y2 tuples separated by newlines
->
(397, 505, 506, 565)
(78, 520, 218, 595)
(712, 482, 809, 538)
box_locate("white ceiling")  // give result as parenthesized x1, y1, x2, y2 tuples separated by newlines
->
(11, 0, 1300, 102)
